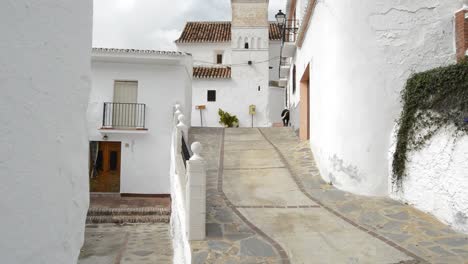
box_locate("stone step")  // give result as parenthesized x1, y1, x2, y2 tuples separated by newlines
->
(86, 215, 170, 224)
(87, 207, 171, 216)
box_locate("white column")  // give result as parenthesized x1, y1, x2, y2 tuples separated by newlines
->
(185, 142, 206, 241)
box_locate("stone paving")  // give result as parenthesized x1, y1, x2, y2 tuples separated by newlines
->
(78, 223, 173, 264)
(190, 128, 282, 264)
(190, 127, 468, 264)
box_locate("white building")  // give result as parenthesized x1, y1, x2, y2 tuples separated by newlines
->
(0, 1, 92, 263)
(280, 0, 468, 232)
(176, 0, 285, 127)
(87, 48, 192, 195)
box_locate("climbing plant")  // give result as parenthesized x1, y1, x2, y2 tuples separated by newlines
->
(218, 109, 239, 128)
(392, 58, 468, 187)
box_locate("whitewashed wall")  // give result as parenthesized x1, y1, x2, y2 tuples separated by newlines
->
(0, 0, 92, 263)
(269, 41, 282, 83)
(389, 126, 468, 234)
(177, 43, 232, 65)
(268, 87, 286, 124)
(191, 79, 234, 127)
(88, 58, 192, 194)
(288, 0, 466, 196)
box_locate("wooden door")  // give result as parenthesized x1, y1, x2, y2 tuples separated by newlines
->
(90, 141, 121, 193)
(299, 64, 310, 140)
(102, 142, 121, 173)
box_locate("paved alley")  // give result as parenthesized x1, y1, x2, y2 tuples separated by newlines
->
(78, 196, 173, 264)
(190, 127, 468, 264)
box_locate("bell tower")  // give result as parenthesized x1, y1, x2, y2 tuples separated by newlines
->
(230, 0, 270, 127)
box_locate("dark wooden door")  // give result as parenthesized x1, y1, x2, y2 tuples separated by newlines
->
(90, 142, 121, 193)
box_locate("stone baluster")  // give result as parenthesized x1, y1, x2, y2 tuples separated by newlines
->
(177, 114, 188, 141)
(185, 142, 206, 241)
(174, 104, 182, 126)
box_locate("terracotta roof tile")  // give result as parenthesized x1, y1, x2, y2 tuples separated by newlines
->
(176, 22, 282, 43)
(269, 23, 282, 41)
(193, 67, 231, 79)
(92, 48, 188, 56)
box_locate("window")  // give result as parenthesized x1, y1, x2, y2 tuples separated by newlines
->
(292, 65, 296, 94)
(244, 42, 249, 49)
(114, 81, 137, 103)
(216, 54, 223, 64)
(207, 90, 216, 102)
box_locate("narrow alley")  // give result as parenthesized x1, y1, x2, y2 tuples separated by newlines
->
(190, 128, 468, 264)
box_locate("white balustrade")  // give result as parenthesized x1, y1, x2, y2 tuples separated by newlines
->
(171, 104, 206, 243)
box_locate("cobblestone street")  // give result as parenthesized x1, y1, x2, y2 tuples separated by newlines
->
(78, 224, 172, 264)
(190, 127, 468, 264)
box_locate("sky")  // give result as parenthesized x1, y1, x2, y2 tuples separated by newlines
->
(93, 0, 285, 51)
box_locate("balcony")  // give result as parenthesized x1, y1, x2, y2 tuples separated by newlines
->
(101, 102, 147, 132)
(281, 19, 299, 58)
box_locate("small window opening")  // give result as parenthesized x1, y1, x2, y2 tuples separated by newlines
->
(207, 90, 216, 102)
(216, 54, 223, 64)
(244, 42, 249, 49)
(292, 65, 297, 94)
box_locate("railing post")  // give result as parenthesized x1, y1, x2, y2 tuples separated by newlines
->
(174, 104, 182, 126)
(186, 142, 206, 241)
(102, 103, 107, 127)
(176, 114, 188, 141)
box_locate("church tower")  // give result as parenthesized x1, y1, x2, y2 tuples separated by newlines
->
(231, 0, 270, 127)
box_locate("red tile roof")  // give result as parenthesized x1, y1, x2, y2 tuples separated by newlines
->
(193, 67, 231, 79)
(176, 22, 282, 43)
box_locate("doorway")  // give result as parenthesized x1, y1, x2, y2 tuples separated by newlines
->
(299, 64, 310, 140)
(89, 141, 121, 193)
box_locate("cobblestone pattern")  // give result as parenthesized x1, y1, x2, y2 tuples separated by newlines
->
(189, 128, 284, 264)
(78, 223, 173, 264)
(259, 127, 468, 264)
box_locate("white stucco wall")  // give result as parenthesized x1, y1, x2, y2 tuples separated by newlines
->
(88, 55, 192, 194)
(288, 0, 467, 196)
(0, 1, 92, 263)
(191, 79, 234, 127)
(389, 126, 468, 234)
(177, 43, 232, 66)
(269, 41, 282, 83)
(268, 87, 286, 124)
(186, 38, 281, 128)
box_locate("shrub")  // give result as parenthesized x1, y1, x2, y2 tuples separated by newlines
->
(218, 109, 239, 128)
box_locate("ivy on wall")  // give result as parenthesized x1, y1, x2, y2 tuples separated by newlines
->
(392, 58, 468, 187)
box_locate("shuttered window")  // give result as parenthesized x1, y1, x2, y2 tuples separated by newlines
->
(114, 81, 138, 103)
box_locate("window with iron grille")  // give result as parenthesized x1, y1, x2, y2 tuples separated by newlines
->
(207, 90, 216, 102)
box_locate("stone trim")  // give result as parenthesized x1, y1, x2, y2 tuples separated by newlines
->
(236, 205, 320, 209)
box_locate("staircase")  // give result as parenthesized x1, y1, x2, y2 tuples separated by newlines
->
(86, 194, 171, 224)
(86, 207, 171, 224)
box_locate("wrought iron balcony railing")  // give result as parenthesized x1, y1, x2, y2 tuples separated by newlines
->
(102, 102, 146, 129)
(282, 19, 300, 43)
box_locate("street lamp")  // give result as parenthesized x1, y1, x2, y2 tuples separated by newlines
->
(275, 10, 286, 28)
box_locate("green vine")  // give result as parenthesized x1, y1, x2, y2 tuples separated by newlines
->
(392, 58, 468, 187)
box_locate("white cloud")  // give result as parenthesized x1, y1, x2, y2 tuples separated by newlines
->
(93, 0, 286, 51)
